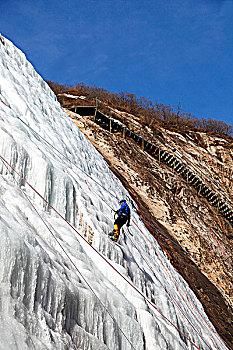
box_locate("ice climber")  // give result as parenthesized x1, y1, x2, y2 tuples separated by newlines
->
(111, 199, 131, 242)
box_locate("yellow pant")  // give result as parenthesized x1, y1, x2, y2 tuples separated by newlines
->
(113, 224, 120, 241)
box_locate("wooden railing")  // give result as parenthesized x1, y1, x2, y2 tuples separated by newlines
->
(67, 99, 233, 227)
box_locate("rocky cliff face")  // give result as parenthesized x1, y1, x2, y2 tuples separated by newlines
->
(64, 103, 233, 348)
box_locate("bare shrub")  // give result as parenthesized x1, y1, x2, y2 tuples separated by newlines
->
(47, 80, 232, 138)
(47, 81, 68, 95)
(198, 118, 232, 136)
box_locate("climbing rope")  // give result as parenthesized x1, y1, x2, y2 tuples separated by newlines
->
(16, 114, 222, 256)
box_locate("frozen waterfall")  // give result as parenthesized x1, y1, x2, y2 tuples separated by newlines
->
(0, 35, 228, 350)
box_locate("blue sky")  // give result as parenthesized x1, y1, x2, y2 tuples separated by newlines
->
(1, 0, 233, 124)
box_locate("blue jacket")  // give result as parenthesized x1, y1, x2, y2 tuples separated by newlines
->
(117, 202, 130, 224)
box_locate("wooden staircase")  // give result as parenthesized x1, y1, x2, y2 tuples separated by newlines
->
(68, 103, 233, 227)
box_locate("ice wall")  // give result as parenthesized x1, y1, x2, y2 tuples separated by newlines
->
(0, 35, 228, 350)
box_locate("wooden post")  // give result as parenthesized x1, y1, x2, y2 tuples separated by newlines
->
(93, 99, 96, 121)
(94, 97, 98, 122)
(198, 184, 202, 195)
(141, 138, 145, 151)
(109, 118, 112, 133)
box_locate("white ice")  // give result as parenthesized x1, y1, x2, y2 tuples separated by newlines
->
(0, 35, 228, 350)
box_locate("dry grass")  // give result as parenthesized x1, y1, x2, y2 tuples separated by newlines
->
(47, 81, 232, 138)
